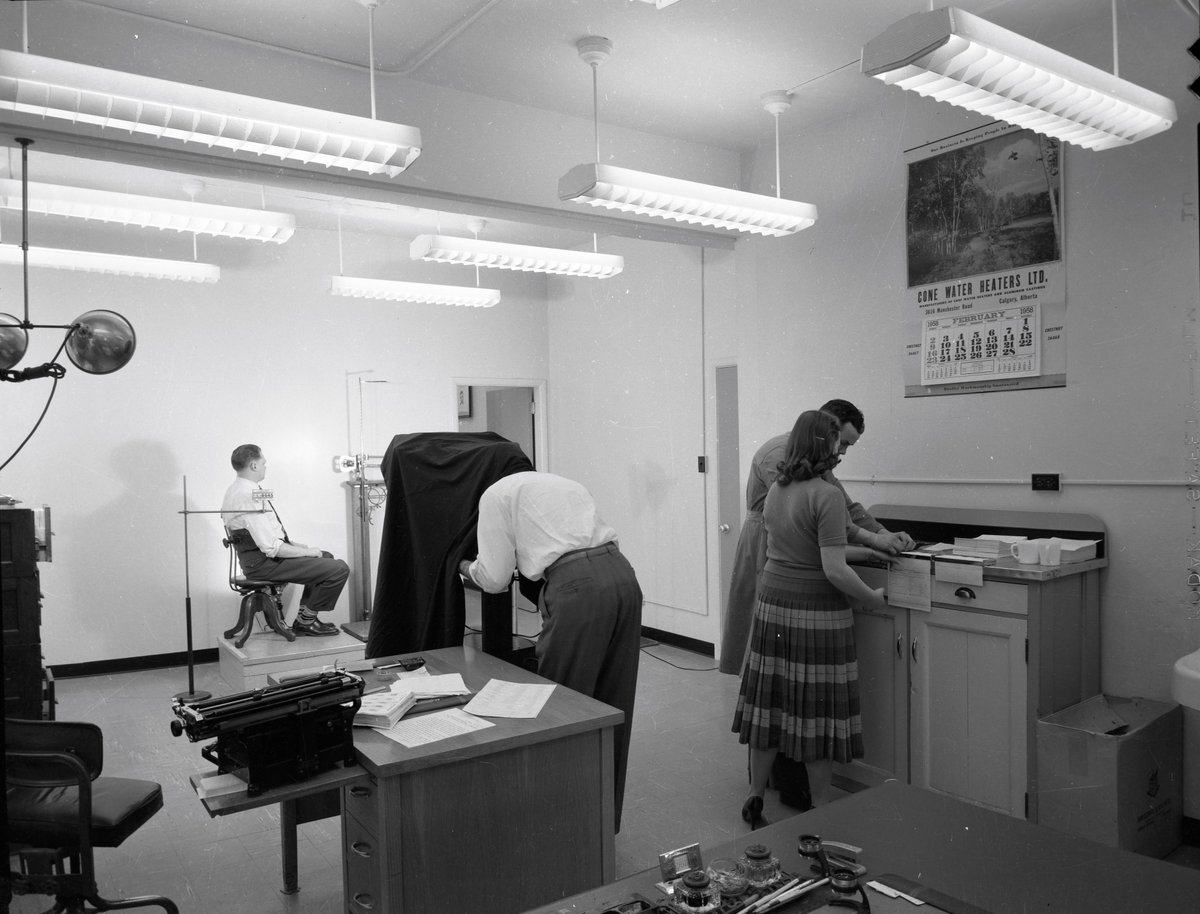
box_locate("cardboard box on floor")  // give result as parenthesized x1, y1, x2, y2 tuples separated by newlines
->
(1037, 695, 1182, 858)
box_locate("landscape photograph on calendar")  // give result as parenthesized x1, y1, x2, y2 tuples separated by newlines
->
(906, 127, 1062, 288)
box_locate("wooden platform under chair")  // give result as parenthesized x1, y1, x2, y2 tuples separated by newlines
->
(217, 626, 366, 692)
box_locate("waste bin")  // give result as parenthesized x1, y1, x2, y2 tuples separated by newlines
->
(1037, 694, 1182, 858)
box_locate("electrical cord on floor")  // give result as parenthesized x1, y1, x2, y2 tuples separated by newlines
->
(461, 623, 541, 643)
(638, 645, 718, 672)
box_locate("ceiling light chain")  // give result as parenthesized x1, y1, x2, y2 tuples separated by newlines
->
(1111, 0, 1120, 78)
(576, 36, 614, 165)
(356, 0, 384, 120)
(183, 179, 201, 262)
(760, 91, 792, 199)
(336, 210, 345, 276)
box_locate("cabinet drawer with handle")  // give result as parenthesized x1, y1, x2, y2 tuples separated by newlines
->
(932, 578, 1028, 616)
(344, 776, 379, 833)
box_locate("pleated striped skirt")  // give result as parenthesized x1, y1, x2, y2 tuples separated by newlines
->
(731, 571, 863, 764)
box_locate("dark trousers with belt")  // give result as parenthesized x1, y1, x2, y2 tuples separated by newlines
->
(537, 542, 643, 832)
(239, 552, 350, 615)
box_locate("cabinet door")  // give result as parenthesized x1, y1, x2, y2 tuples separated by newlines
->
(834, 603, 909, 790)
(910, 606, 1027, 817)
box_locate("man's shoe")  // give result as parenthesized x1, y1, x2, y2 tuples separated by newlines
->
(292, 617, 339, 636)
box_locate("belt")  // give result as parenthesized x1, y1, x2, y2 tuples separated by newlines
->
(546, 541, 617, 576)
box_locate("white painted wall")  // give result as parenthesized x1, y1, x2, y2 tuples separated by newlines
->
(0, 0, 742, 665)
(2, 226, 549, 663)
(729, 0, 1198, 701)
(1, 0, 1196, 710)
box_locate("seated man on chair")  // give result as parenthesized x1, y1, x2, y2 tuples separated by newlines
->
(220, 443, 349, 637)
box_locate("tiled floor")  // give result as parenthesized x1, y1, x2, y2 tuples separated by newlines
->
(9, 632, 1200, 914)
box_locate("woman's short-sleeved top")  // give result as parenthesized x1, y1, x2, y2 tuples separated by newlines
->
(763, 476, 848, 581)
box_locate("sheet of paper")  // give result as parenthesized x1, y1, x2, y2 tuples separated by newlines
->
(390, 673, 470, 699)
(194, 772, 246, 799)
(934, 559, 984, 587)
(886, 556, 932, 612)
(464, 680, 555, 718)
(378, 708, 494, 748)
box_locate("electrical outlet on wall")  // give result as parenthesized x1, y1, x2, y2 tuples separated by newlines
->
(1031, 473, 1060, 491)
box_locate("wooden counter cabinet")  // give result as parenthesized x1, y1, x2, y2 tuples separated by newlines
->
(836, 506, 1106, 822)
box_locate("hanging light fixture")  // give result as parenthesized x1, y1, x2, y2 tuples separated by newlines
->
(330, 275, 500, 308)
(558, 37, 817, 236)
(860, 6, 1176, 151)
(0, 244, 220, 282)
(410, 227, 623, 278)
(0, 138, 137, 381)
(329, 209, 499, 307)
(0, 45, 421, 176)
(0, 179, 295, 242)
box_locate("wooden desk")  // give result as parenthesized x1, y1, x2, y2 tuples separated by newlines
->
(194, 646, 621, 913)
(347, 645, 621, 913)
(524, 781, 1200, 913)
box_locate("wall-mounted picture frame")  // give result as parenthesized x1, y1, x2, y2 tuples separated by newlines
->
(456, 384, 473, 418)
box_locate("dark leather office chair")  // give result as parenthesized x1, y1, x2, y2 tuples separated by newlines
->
(4, 718, 179, 914)
(222, 528, 294, 646)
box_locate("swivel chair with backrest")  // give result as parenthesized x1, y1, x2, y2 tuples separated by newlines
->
(222, 527, 294, 646)
(4, 717, 179, 914)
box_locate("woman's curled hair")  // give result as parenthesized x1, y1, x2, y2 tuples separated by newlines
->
(776, 410, 841, 485)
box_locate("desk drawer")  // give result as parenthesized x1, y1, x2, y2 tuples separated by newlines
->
(344, 811, 381, 913)
(932, 579, 1028, 616)
(344, 775, 379, 834)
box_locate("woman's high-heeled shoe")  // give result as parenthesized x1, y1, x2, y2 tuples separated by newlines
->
(741, 795, 766, 830)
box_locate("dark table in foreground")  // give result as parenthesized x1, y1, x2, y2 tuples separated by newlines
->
(194, 645, 623, 914)
(524, 781, 1200, 914)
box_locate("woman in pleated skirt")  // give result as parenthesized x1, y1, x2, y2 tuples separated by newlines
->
(732, 410, 888, 826)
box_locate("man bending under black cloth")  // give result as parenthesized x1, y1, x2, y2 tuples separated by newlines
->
(459, 470, 643, 832)
(221, 443, 349, 637)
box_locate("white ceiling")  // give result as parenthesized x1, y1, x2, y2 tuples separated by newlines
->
(75, 0, 1123, 151)
(3, 0, 1184, 248)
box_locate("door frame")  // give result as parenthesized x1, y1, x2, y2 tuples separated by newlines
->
(451, 377, 548, 472)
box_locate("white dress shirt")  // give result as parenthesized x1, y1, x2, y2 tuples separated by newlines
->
(468, 471, 617, 593)
(220, 476, 286, 557)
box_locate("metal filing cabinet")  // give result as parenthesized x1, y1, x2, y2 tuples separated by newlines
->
(1, 507, 49, 719)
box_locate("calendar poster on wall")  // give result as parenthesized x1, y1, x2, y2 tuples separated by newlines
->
(901, 122, 1065, 398)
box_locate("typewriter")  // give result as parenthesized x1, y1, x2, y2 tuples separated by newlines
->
(171, 669, 364, 796)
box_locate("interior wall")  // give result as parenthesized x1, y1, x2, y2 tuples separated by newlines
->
(548, 235, 738, 644)
(0, 1, 744, 666)
(2, 225, 549, 665)
(730, 0, 1198, 700)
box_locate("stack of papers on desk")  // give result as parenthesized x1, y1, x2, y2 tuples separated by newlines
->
(354, 690, 417, 730)
(952, 534, 1025, 559)
(389, 672, 472, 701)
(1040, 537, 1100, 563)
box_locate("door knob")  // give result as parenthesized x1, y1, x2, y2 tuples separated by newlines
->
(719, 524, 731, 533)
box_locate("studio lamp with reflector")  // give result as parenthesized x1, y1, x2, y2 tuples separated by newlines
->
(0, 312, 28, 371)
(0, 138, 136, 383)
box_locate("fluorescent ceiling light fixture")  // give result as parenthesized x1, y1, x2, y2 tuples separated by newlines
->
(559, 163, 817, 237)
(0, 243, 219, 282)
(631, 0, 685, 8)
(861, 6, 1176, 151)
(0, 50, 422, 176)
(410, 233, 623, 278)
(330, 275, 499, 308)
(0, 179, 295, 242)
(560, 37, 816, 236)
